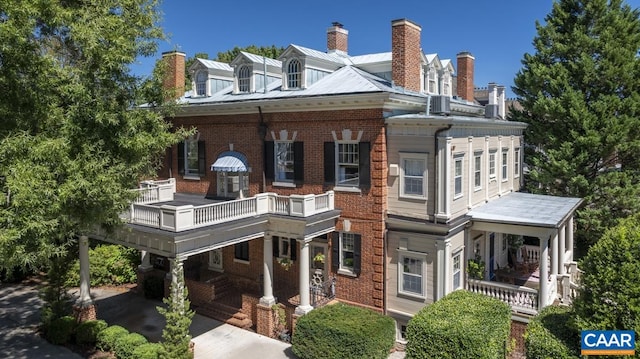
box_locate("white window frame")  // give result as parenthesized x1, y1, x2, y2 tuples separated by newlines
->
(489, 150, 497, 180)
(398, 250, 427, 299)
(238, 65, 251, 93)
(442, 71, 451, 96)
(400, 153, 427, 199)
(336, 142, 359, 188)
(275, 141, 294, 183)
(287, 58, 302, 89)
(195, 70, 208, 96)
(453, 251, 462, 290)
(501, 149, 509, 182)
(427, 65, 437, 94)
(514, 148, 521, 178)
(340, 232, 356, 273)
(474, 152, 482, 191)
(454, 154, 464, 198)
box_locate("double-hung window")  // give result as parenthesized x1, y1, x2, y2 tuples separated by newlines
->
(514, 148, 521, 178)
(324, 141, 371, 190)
(331, 232, 361, 276)
(489, 150, 497, 180)
(272, 236, 297, 261)
(337, 143, 359, 186)
(177, 136, 205, 178)
(502, 149, 509, 182)
(400, 153, 426, 199)
(275, 142, 294, 182)
(474, 152, 482, 190)
(454, 155, 463, 198)
(398, 250, 426, 298)
(264, 141, 303, 185)
(453, 252, 462, 290)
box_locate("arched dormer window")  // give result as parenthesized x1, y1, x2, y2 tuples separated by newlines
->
(441, 70, 451, 96)
(238, 65, 251, 93)
(287, 59, 301, 89)
(195, 70, 208, 96)
(427, 65, 437, 94)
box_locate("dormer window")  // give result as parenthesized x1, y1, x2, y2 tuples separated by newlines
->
(287, 59, 302, 89)
(441, 71, 451, 96)
(238, 65, 251, 93)
(427, 66, 437, 94)
(195, 70, 208, 96)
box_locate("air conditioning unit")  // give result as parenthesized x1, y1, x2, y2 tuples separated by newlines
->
(485, 104, 499, 118)
(430, 95, 451, 115)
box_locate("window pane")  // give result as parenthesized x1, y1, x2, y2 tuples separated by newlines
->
(196, 71, 207, 96)
(275, 142, 294, 181)
(402, 257, 422, 294)
(186, 140, 199, 174)
(288, 59, 301, 88)
(238, 66, 250, 92)
(341, 233, 355, 270)
(337, 143, 359, 186)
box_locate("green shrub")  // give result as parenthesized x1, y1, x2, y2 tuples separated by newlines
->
(132, 343, 162, 359)
(405, 290, 511, 359)
(114, 332, 148, 359)
(96, 325, 129, 352)
(65, 244, 140, 287)
(292, 303, 395, 359)
(45, 315, 77, 345)
(143, 275, 165, 299)
(524, 305, 579, 359)
(76, 319, 108, 346)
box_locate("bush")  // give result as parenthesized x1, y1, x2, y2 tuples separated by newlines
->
(45, 315, 77, 345)
(132, 342, 162, 359)
(96, 325, 129, 352)
(65, 244, 140, 287)
(76, 319, 108, 346)
(524, 305, 579, 359)
(292, 303, 395, 359)
(405, 290, 511, 359)
(114, 332, 148, 359)
(143, 275, 165, 300)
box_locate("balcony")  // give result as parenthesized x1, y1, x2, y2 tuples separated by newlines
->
(124, 178, 336, 233)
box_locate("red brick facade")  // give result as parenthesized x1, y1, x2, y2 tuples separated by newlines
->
(327, 23, 348, 53)
(162, 51, 185, 100)
(391, 19, 422, 93)
(456, 51, 475, 101)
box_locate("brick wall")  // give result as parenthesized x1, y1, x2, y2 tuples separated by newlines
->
(391, 19, 422, 93)
(162, 51, 185, 100)
(456, 52, 475, 101)
(327, 23, 348, 53)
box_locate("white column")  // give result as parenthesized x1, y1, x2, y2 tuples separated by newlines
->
(539, 236, 549, 309)
(77, 235, 93, 306)
(467, 137, 473, 209)
(483, 234, 491, 281)
(558, 224, 566, 274)
(443, 241, 452, 295)
(139, 250, 153, 271)
(295, 240, 313, 315)
(484, 136, 490, 202)
(435, 242, 445, 300)
(567, 217, 574, 262)
(550, 231, 558, 276)
(260, 235, 276, 306)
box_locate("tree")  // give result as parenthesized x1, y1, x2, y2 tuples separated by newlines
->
(511, 0, 640, 249)
(0, 1, 186, 273)
(158, 262, 194, 359)
(572, 214, 640, 334)
(215, 45, 285, 63)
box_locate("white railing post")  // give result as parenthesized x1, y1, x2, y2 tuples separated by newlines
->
(255, 193, 270, 215)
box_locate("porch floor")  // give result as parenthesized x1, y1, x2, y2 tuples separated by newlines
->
(493, 265, 542, 289)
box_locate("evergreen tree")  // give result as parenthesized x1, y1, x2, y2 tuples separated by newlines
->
(511, 0, 640, 249)
(158, 261, 195, 359)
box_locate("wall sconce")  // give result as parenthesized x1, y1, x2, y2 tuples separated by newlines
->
(343, 219, 351, 232)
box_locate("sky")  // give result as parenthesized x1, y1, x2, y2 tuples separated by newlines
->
(132, 0, 640, 99)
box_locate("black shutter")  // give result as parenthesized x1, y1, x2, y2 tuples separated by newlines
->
(235, 243, 241, 259)
(293, 141, 304, 184)
(331, 232, 340, 272)
(324, 142, 335, 184)
(353, 234, 362, 276)
(359, 142, 370, 188)
(264, 141, 274, 181)
(290, 239, 297, 261)
(272, 236, 279, 258)
(198, 140, 206, 176)
(177, 142, 185, 175)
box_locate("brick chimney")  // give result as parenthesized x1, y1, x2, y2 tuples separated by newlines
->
(391, 19, 422, 93)
(162, 51, 186, 99)
(456, 51, 475, 102)
(327, 22, 348, 55)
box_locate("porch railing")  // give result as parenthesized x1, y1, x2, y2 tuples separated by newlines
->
(310, 276, 336, 308)
(126, 181, 335, 232)
(466, 279, 539, 315)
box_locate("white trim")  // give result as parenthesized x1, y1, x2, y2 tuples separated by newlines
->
(399, 152, 428, 200)
(453, 154, 464, 199)
(397, 249, 427, 299)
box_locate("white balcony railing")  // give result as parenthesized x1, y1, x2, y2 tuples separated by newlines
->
(466, 279, 539, 315)
(125, 180, 335, 233)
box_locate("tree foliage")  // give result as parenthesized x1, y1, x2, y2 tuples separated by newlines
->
(0, 0, 186, 272)
(158, 261, 194, 359)
(215, 45, 285, 63)
(572, 214, 640, 335)
(511, 0, 640, 248)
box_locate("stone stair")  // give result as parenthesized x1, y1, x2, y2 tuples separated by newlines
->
(195, 300, 253, 330)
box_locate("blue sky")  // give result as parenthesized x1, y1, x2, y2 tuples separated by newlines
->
(132, 0, 640, 98)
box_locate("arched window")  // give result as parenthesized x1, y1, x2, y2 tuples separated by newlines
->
(195, 71, 207, 96)
(287, 59, 301, 89)
(238, 65, 251, 93)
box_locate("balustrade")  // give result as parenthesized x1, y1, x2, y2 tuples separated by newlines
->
(467, 279, 538, 315)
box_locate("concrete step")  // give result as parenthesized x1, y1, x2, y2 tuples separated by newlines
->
(195, 301, 253, 330)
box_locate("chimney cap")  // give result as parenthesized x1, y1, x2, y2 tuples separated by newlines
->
(456, 51, 475, 59)
(391, 18, 422, 30)
(331, 21, 343, 28)
(161, 50, 186, 57)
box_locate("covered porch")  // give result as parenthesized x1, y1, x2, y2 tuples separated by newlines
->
(466, 192, 583, 317)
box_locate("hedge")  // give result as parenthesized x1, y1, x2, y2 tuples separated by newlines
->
(114, 332, 148, 359)
(405, 290, 511, 359)
(76, 319, 108, 346)
(96, 325, 129, 352)
(292, 303, 395, 359)
(524, 305, 579, 359)
(132, 342, 163, 359)
(45, 315, 77, 345)
(65, 244, 139, 287)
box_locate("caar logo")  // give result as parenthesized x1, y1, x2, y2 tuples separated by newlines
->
(581, 330, 635, 355)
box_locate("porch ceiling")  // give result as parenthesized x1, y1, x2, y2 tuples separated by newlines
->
(468, 192, 582, 228)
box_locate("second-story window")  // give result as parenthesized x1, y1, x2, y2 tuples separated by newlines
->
(177, 136, 205, 178)
(489, 150, 497, 180)
(264, 141, 304, 185)
(195, 70, 207, 96)
(238, 65, 250, 93)
(454, 155, 463, 198)
(514, 148, 521, 178)
(400, 153, 427, 199)
(474, 152, 482, 190)
(275, 141, 294, 182)
(287, 59, 301, 89)
(324, 141, 370, 190)
(338, 143, 359, 187)
(502, 149, 509, 182)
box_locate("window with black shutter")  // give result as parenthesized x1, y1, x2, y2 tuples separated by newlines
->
(324, 141, 370, 189)
(234, 242, 249, 261)
(331, 231, 361, 276)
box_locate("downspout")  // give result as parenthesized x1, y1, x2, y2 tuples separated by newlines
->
(383, 228, 388, 315)
(258, 106, 268, 193)
(433, 124, 452, 223)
